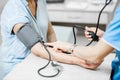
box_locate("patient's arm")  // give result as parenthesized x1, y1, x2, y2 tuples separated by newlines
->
(13, 23, 89, 66)
(46, 40, 114, 69)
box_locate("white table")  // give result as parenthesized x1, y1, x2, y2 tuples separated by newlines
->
(4, 53, 115, 80)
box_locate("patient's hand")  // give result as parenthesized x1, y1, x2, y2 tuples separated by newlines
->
(46, 41, 73, 53)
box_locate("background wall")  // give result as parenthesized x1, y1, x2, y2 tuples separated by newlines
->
(0, 0, 8, 45)
(0, 0, 7, 14)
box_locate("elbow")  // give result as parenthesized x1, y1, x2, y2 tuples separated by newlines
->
(86, 65, 99, 70)
(85, 59, 103, 70)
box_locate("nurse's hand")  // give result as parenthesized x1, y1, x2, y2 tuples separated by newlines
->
(85, 26, 104, 41)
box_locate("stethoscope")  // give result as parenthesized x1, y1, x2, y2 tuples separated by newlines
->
(37, 0, 112, 78)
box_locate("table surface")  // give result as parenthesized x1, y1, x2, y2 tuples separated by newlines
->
(4, 53, 115, 80)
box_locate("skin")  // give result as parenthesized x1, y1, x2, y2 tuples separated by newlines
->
(73, 40, 114, 64)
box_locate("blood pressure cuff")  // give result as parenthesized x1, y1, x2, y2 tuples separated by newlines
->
(16, 23, 43, 49)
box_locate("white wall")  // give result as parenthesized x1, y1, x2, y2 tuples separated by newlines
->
(0, 0, 8, 13)
(0, 0, 8, 45)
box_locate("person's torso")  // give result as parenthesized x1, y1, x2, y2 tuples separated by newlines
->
(0, 0, 49, 77)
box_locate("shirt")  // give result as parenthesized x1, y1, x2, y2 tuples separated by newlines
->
(102, 4, 120, 80)
(0, 0, 49, 78)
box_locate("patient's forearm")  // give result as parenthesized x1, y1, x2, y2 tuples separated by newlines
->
(31, 42, 50, 58)
(31, 42, 86, 65)
(31, 42, 103, 70)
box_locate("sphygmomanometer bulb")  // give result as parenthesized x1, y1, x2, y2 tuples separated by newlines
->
(88, 31, 99, 41)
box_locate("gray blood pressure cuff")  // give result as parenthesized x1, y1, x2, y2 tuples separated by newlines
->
(16, 23, 43, 49)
